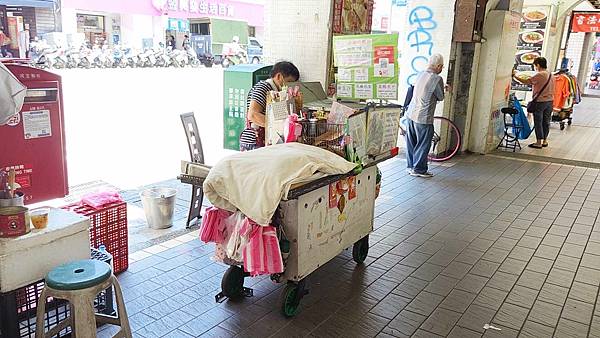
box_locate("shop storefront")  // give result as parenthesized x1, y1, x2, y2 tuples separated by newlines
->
(0, 1, 56, 58)
(59, 0, 264, 49)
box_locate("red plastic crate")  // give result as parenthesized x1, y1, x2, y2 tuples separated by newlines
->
(61, 201, 129, 274)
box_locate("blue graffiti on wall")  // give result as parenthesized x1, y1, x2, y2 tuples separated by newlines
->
(406, 5, 438, 85)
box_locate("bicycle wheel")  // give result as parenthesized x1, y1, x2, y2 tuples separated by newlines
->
(429, 116, 461, 162)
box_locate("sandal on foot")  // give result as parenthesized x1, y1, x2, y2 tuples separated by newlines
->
(528, 144, 543, 149)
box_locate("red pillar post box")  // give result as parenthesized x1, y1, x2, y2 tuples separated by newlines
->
(0, 63, 68, 204)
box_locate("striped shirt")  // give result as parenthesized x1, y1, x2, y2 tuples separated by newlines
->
(246, 80, 274, 112)
(407, 70, 445, 125)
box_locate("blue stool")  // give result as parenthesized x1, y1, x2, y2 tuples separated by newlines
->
(35, 259, 132, 338)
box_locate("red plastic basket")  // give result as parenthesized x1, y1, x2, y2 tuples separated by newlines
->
(61, 201, 128, 274)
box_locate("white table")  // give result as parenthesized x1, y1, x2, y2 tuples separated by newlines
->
(0, 207, 90, 292)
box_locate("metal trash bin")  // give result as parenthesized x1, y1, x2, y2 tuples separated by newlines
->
(140, 187, 177, 229)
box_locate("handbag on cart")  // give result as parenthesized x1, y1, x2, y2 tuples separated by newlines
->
(239, 79, 278, 151)
(526, 74, 552, 113)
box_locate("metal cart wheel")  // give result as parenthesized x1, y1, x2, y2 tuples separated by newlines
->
(221, 266, 245, 299)
(352, 235, 369, 264)
(279, 281, 306, 317)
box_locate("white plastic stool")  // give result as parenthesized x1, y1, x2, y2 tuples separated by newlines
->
(34, 259, 132, 338)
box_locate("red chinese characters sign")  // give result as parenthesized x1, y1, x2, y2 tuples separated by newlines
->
(572, 13, 600, 33)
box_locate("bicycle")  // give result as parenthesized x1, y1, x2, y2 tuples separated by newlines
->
(400, 107, 462, 162)
(369, 102, 462, 162)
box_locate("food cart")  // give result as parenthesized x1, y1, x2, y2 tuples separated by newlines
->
(180, 98, 400, 316)
(180, 34, 400, 317)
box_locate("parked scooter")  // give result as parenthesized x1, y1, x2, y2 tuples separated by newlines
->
(185, 48, 200, 67)
(78, 45, 93, 69)
(168, 48, 187, 68)
(221, 50, 246, 68)
(47, 47, 67, 69)
(198, 52, 214, 68)
(65, 48, 80, 69)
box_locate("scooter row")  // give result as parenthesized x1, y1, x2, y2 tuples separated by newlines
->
(29, 44, 209, 69)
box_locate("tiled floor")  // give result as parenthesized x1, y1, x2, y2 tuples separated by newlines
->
(99, 154, 600, 337)
(507, 96, 600, 165)
(38, 178, 208, 252)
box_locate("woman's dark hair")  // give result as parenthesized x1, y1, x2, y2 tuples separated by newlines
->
(533, 57, 548, 69)
(271, 61, 300, 81)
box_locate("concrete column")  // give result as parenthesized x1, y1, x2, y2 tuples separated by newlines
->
(577, 32, 595, 90)
(468, 9, 523, 154)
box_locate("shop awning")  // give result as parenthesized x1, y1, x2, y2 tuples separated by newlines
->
(2, 0, 55, 8)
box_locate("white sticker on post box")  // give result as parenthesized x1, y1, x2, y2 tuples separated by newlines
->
(22, 110, 52, 139)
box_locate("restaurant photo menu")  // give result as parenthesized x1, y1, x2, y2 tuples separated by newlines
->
(511, 7, 550, 91)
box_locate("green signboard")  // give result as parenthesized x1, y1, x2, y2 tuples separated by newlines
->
(333, 33, 399, 101)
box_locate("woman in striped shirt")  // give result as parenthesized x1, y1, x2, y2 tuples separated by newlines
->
(240, 61, 300, 151)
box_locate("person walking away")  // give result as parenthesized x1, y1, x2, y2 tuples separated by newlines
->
(513, 57, 554, 149)
(182, 35, 190, 50)
(167, 35, 176, 50)
(405, 53, 448, 178)
(239, 61, 300, 151)
(0, 28, 10, 57)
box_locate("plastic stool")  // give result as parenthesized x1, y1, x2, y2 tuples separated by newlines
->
(35, 259, 132, 338)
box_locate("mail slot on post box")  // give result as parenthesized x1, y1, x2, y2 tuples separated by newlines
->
(0, 63, 68, 204)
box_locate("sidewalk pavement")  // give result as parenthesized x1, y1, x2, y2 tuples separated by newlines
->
(98, 154, 600, 338)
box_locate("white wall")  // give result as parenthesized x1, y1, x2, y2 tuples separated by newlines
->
(253, 26, 265, 42)
(263, 0, 332, 85)
(398, 1, 457, 114)
(120, 14, 155, 49)
(60, 8, 78, 35)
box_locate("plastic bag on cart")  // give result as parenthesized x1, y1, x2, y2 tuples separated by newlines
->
(226, 212, 253, 262)
(200, 207, 233, 243)
(0, 62, 26, 126)
(243, 225, 284, 276)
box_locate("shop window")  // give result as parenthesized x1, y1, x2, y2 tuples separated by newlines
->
(249, 26, 256, 37)
(191, 23, 210, 35)
(77, 14, 105, 46)
(77, 14, 105, 32)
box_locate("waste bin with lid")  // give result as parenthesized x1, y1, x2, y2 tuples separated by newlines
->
(140, 187, 177, 229)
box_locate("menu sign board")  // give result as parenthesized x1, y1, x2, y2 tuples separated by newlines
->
(511, 6, 549, 92)
(333, 33, 399, 100)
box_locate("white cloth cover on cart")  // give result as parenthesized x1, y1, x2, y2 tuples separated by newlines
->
(0, 62, 26, 125)
(203, 143, 357, 226)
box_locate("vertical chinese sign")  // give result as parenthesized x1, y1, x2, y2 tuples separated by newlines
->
(511, 6, 550, 92)
(333, 33, 399, 100)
